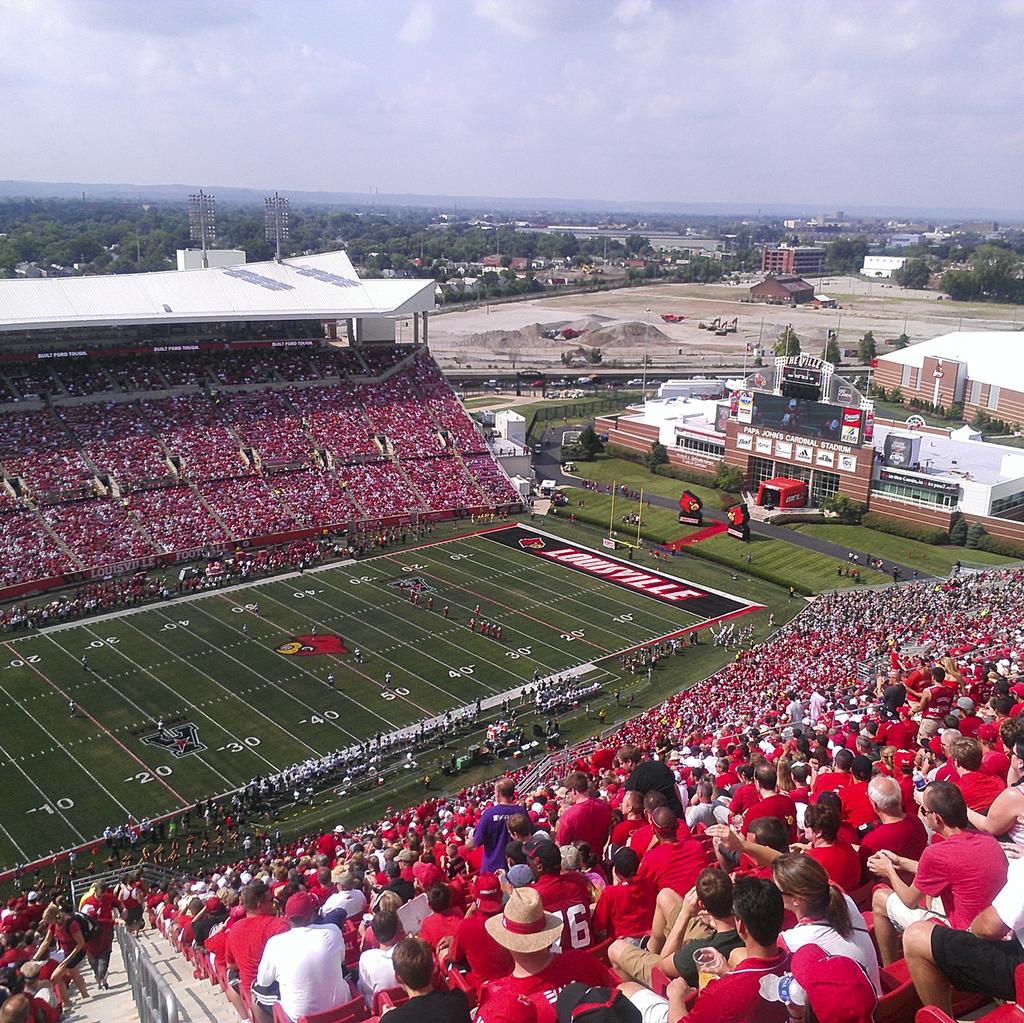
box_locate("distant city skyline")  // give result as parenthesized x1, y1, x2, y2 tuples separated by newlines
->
(2, 0, 1022, 212)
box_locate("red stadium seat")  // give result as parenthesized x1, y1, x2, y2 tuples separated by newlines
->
(370, 987, 409, 1017)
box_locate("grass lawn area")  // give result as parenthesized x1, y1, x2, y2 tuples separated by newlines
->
(789, 523, 1021, 574)
(462, 395, 510, 409)
(870, 399, 959, 428)
(695, 532, 888, 591)
(554, 486, 700, 545)
(988, 435, 1024, 450)
(569, 455, 724, 508)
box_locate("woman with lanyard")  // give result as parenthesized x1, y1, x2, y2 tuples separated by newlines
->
(771, 853, 881, 995)
(32, 905, 90, 1001)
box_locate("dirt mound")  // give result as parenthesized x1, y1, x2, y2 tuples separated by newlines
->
(585, 320, 672, 348)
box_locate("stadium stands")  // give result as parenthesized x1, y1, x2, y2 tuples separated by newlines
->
(0, 344, 518, 594)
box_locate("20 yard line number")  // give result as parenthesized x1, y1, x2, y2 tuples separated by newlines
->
(6, 654, 42, 669)
(124, 766, 174, 784)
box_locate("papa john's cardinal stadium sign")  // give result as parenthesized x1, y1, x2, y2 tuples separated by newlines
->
(484, 526, 761, 621)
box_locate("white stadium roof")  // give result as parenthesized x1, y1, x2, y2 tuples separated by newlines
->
(877, 330, 1024, 393)
(0, 250, 435, 332)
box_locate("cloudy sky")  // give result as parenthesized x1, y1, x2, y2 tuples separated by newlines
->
(2, 0, 1022, 210)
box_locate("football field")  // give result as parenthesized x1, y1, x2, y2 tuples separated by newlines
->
(0, 524, 760, 870)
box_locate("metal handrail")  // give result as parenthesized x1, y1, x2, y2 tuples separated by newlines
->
(117, 925, 182, 1023)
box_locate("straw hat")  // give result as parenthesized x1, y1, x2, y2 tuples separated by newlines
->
(485, 888, 562, 953)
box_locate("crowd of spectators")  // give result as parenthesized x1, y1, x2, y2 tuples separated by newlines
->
(41, 500, 155, 569)
(0, 409, 93, 495)
(48, 566, 1020, 1023)
(58, 402, 170, 487)
(0, 344, 519, 593)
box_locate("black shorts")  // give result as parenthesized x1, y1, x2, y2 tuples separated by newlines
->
(125, 906, 143, 926)
(931, 925, 1024, 1001)
(61, 948, 86, 971)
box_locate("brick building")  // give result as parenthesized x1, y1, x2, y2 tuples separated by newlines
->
(873, 331, 1024, 428)
(595, 353, 1024, 547)
(760, 246, 825, 276)
(749, 275, 815, 305)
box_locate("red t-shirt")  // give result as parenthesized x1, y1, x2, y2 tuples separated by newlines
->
(532, 872, 594, 952)
(885, 720, 919, 750)
(811, 770, 850, 798)
(954, 770, 1006, 813)
(742, 794, 798, 843)
(857, 814, 929, 883)
(591, 875, 656, 939)
(914, 830, 1008, 930)
(729, 783, 760, 818)
(839, 781, 877, 830)
(448, 909, 513, 987)
(478, 950, 615, 1023)
(683, 952, 792, 1023)
(610, 817, 646, 848)
(808, 842, 862, 893)
(556, 797, 612, 853)
(418, 907, 464, 949)
(638, 838, 711, 897)
(224, 913, 290, 990)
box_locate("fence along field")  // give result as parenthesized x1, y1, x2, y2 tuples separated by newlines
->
(0, 525, 759, 870)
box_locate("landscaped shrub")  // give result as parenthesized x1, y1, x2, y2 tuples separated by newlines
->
(862, 512, 949, 545)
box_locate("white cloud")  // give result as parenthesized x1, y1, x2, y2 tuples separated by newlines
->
(399, 1, 435, 45)
(473, 0, 538, 39)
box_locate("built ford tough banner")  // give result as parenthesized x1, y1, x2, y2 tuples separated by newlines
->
(484, 525, 761, 621)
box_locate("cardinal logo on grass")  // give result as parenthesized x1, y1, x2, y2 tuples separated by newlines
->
(141, 722, 206, 759)
(678, 489, 704, 526)
(726, 502, 751, 542)
(519, 537, 546, 550)
(275, 634, 348, 657)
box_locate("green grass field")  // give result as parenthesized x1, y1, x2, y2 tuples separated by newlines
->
(0, 523, 764, 871)
(788, 523, 1020, 574)
(567, 455, 725, 508)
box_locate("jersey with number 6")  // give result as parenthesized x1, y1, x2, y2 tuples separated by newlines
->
(533, 871, 594, 951)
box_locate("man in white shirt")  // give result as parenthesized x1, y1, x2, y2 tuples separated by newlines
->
(902, 853, 1024, 1014)
(252, 891, 350, 1023)
(357, 909, 404, 1007)
(321, 870, 367, 920)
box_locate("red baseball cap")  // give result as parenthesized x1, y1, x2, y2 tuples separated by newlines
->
(284, 891, 320, 919)
(473, 873, 503, 914)
(893, 751, 915, 773)
(929, 736, 945, 756)
(977, 722, 1000, 743)
(204, 896, 222, 913)
(790, 944, 877, 1023)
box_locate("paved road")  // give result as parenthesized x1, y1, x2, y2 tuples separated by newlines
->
(533, 448, 935, 581)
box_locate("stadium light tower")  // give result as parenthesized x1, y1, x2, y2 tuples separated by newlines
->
(265, 192, 290, 262)
(188, 189, 216, 268)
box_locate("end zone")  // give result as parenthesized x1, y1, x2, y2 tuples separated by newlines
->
(482, 524, 765, 643)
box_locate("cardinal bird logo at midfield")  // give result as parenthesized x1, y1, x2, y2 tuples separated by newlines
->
(678, 491, 703, 514)
(519, 537, 546, 550)
(275, 634, 348, 656)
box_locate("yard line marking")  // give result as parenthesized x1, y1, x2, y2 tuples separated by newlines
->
(384, 547, 615, 654)
(2, 639, 188, 812)
(64, 624, 275, 782)
(153, 602, 374, 743)
(251, 585, 445, 715)
(197, 597, 401, 730)
(310, 575, 511, 695)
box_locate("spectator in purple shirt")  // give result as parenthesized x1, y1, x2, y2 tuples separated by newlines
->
(474, 778, 530, 874)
